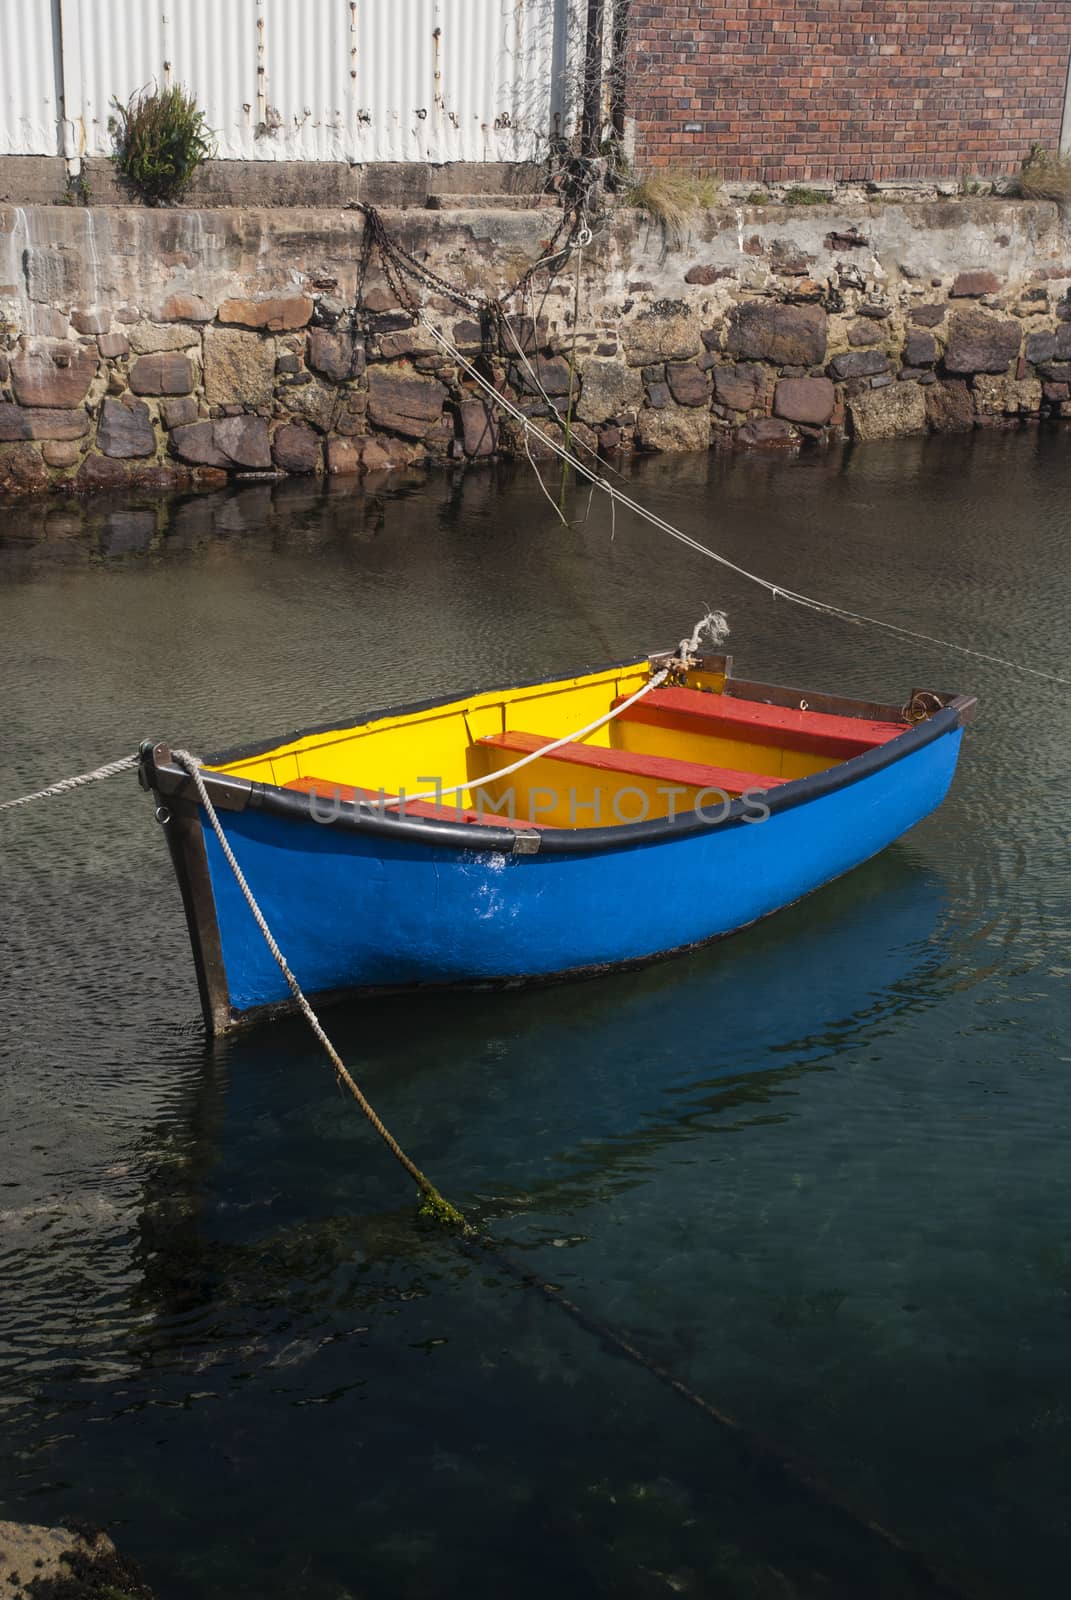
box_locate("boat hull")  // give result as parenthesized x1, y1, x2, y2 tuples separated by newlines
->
(194, 721, 964, 1021)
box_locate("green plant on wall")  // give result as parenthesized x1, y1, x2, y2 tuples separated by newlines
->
(109, 84, 214, 205)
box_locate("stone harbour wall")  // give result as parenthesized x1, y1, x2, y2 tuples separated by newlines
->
(1, 198, 1069, 496)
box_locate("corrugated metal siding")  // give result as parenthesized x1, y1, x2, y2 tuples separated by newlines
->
(0, 0, 62, 155)
(0, 0, 577, 163)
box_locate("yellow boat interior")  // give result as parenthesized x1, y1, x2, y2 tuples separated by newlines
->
(208, 656, 912, 830)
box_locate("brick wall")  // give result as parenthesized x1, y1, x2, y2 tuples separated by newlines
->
(627, 2, 1071, 180)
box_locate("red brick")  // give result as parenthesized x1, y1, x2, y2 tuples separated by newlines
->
(628, 3, 1070, 179)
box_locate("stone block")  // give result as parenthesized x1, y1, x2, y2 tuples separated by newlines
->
(847, 381, 927, 441)
(497, 314, 547, 355)
(97, 396, 156, 458)
(712, 361, 768, 413)
(0, 442, 47, 493)
(169, 421, 227, 467)
(25, 307, 70, 340)
(828, 348, 888, 380)
(665, 362, 712, 407)
(950, 271, 1000, 298)
(726, 302, 827, 366)
(361, 284, 403, 315)
(279, 378, 337, 432)
(71, 307, 110, 336)
(153, 292, 214, 324)
(272, 421, 321, 473)
(508, 354, 575, 398)
(769, 239, 815, 276)
(213, 415, 272, 469)
(636, 404, 711, 453)
(458, 399, 498, 458)
(0, 404, 89, 441)
(378, 330, 442, 362)
(218, 296, 314, 332)
(307, 329, 365, 383)
(623, 306, 704, 367)
(11, 342, 97, 408)
(203, 328, 275, 407)
(926, 379, 975, 433)
(903, 331, 937, 367)
(684, 264, 734, 285)
(910, 304, 946, 327)
(129, 353, 195, 396)
(41, 439, 82, 467)
(128, 322, 200, 355)
(160, 396, 199, 429)
(646, 381, 671, 409)
(326, 436, 391, 474)
(451, 319, 484, 351)
(97, 332, 130, 359)
(576, 359, 644, 425)
(944, 312, 1021, 374)
(366, 368, 447, 437)
(74, 455, 132, 490)
(774, 376, 835, 425)
(735, 417, 797, 448)
(974, 373, 1042, 416)
(847, 319, 883, 346)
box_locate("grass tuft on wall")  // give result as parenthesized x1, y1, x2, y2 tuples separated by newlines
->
(625, 169, 720, 249)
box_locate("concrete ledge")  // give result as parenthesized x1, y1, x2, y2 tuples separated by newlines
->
(0, 156, 548, 210)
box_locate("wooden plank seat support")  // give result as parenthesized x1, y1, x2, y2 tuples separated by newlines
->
(476, 730, 785, 795)
(613, 686, 911, 760)
(283, 776, 546, 830)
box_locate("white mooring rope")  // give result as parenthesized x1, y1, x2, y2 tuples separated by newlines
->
(382, 609, 727, 810)
(0, 754, 139, 812)
(170, 748, 466, 1225)
(419, 315, 1071, 691)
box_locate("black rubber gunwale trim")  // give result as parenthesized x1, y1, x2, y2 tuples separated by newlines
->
(200, 699, 969, 858)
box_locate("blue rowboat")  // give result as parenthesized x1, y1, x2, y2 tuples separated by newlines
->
(139, 651, 974, 1035)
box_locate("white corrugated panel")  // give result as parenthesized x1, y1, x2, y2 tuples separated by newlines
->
(356, 0, 574, 163)
(1, 0, 578, 163)
(0, 0, 62, 156)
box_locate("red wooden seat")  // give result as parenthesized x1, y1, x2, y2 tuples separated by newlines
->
(613, 686, 909, 760)
(476, 730, 783, 793)
(284, 776, 545, 829)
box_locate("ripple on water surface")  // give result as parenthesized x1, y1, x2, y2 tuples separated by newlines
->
(1, 433, 1070, 1598)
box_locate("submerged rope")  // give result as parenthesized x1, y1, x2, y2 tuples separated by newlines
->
(475, 1240, 975, 1600)
(0, 753, 138, 812)
(170, 748, 468, 1230)
(421, 316, 1071, 690)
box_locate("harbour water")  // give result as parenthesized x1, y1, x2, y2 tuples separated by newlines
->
(1, 432, 1069, 1597)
